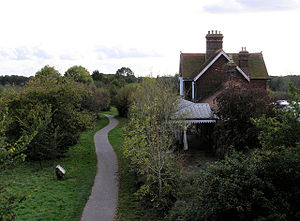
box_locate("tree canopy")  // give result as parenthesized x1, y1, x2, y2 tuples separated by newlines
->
(65, 65, 94, 85)
(35, 65, 61, 80)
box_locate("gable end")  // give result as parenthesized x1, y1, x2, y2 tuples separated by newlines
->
(194, 51, 230, 81)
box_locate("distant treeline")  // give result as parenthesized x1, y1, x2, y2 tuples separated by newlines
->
(0, 75, 31, 86)
(268, 75, 300, 99)
(268, 75, 300, 92)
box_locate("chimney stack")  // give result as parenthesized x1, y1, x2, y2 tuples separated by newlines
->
(238, 47, 249, 74)
(206, 30, 223, 60)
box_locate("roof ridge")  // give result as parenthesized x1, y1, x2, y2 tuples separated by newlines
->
(181, 53, 205, 55)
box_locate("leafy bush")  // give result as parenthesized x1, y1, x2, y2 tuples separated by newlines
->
(168, 85, 300, 221)
(35, 65, 61, 80)
(114, 83, 139, 117)
(82, 88, 111, 113)
(253, 84, 300, 149)
(214, 87, 274, 156)
(122, 79, 180, 218)
(0, 77, 95, 162)
(168, 147, 300, 221)
(65, 65, 94, 86)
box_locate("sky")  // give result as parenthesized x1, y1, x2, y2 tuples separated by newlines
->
(0, 0, 300, 77)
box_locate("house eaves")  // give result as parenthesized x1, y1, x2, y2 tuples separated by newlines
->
(193, 50, 250, 82)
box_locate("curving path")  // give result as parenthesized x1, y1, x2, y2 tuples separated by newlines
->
(81, 114, 119, 221)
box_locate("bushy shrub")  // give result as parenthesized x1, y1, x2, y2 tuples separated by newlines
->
(168, 147, 300, 221)
(114, 83, 139, 117)
(214, 87, 274, 156)
(253, 84, 300, 149)
(122, 79, 180, 218)
(82, 88, 111, 113)
(168, 85, 300, 221)
(65, 65, 94, 86)
(35, 65, 61, 80)
(0, 77, 95, 162)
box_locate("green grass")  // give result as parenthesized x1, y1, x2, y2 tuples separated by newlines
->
(108, 117, 140, 221)
(102, 106, 118, 116)
(0, 115, 109, 221)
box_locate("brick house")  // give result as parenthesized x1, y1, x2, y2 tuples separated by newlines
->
(175, 31, 269, 150)
(179, 30, 269, 109)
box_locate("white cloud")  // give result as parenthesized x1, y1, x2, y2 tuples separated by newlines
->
(0, 0, 299, 76)
(204, 0, 300, 13)
(95, 46, 160, 60)
(0, 46, 52, 61)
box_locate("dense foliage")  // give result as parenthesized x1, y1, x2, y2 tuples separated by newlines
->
(0, 64, 115, 167)
(0, 75, 30, 86)
(114, 83, 139, 117)
(253, 85, 300, 149)
(1, 77, 95, 163)
(122, 79, 180, 218)
(269, 75, 300, 92)
(214, 87, 274, 156)
(268, 75, 300, 99)
(35, 65, 61, 80)
(168, 85, 300, 220)
(168, 146, 300, 221)
(64, 65, 94, 86)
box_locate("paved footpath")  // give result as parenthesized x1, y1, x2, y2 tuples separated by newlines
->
(81, 114, 119, 221)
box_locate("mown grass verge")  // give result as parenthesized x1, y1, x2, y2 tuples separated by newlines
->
(0, 115, 109, 221)
(108, 117, 141, 221)
(102, 106, 118, 116)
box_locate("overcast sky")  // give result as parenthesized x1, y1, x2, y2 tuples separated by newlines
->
(0, 0, 300, 77)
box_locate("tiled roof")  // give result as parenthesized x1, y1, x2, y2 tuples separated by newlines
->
(174, 98, 214, 120)
(179, 53, 206, 79)
(180, 51, 269, 79)
(231, 53, 269, 79)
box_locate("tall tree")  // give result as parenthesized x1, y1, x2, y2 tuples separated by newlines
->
(91, 70, 104, 81)
(116, 67, 134, 77)
(65, 65, 94, 85)
(35, 65, 61, 80)
(214, 87, 274, 156)
(122, 79, 180, 217)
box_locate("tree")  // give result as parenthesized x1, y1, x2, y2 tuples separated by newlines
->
(0, 99, 33, 220)
(114, 83, 139, 117)
(116, 67, 134, 77)
(1, 77, 95, 163)
(91, 70, 104, 81)
(214, 87, 274, 156)
(116, 67, 136, 83)
(82, 87, 111, 112)
(253, 84, 300, 149)
(0, 75, 29, 86)
(122, 79, 180, 217)
(168, 147, 300, 221)
(168, 84, 300, 221)
(35, 65, 61, 80)
(65, 65, 94, 85)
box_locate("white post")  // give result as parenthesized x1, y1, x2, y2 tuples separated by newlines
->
(179, 77, 184, 96)
(183, 129, 188, 150)
(192, 81, 195, 100)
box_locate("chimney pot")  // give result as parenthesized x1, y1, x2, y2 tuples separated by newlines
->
(206, 30, 223, 60)
(238, 46, 249, 72)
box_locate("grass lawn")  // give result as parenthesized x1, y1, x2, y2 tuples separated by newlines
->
(108, 117, 141, 221)
(102, 106, 118, 116)
(0, 115, 109, 221)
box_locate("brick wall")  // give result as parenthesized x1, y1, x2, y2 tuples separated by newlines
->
(183, 56, 267, 103)
(195, 56, 228, 102)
